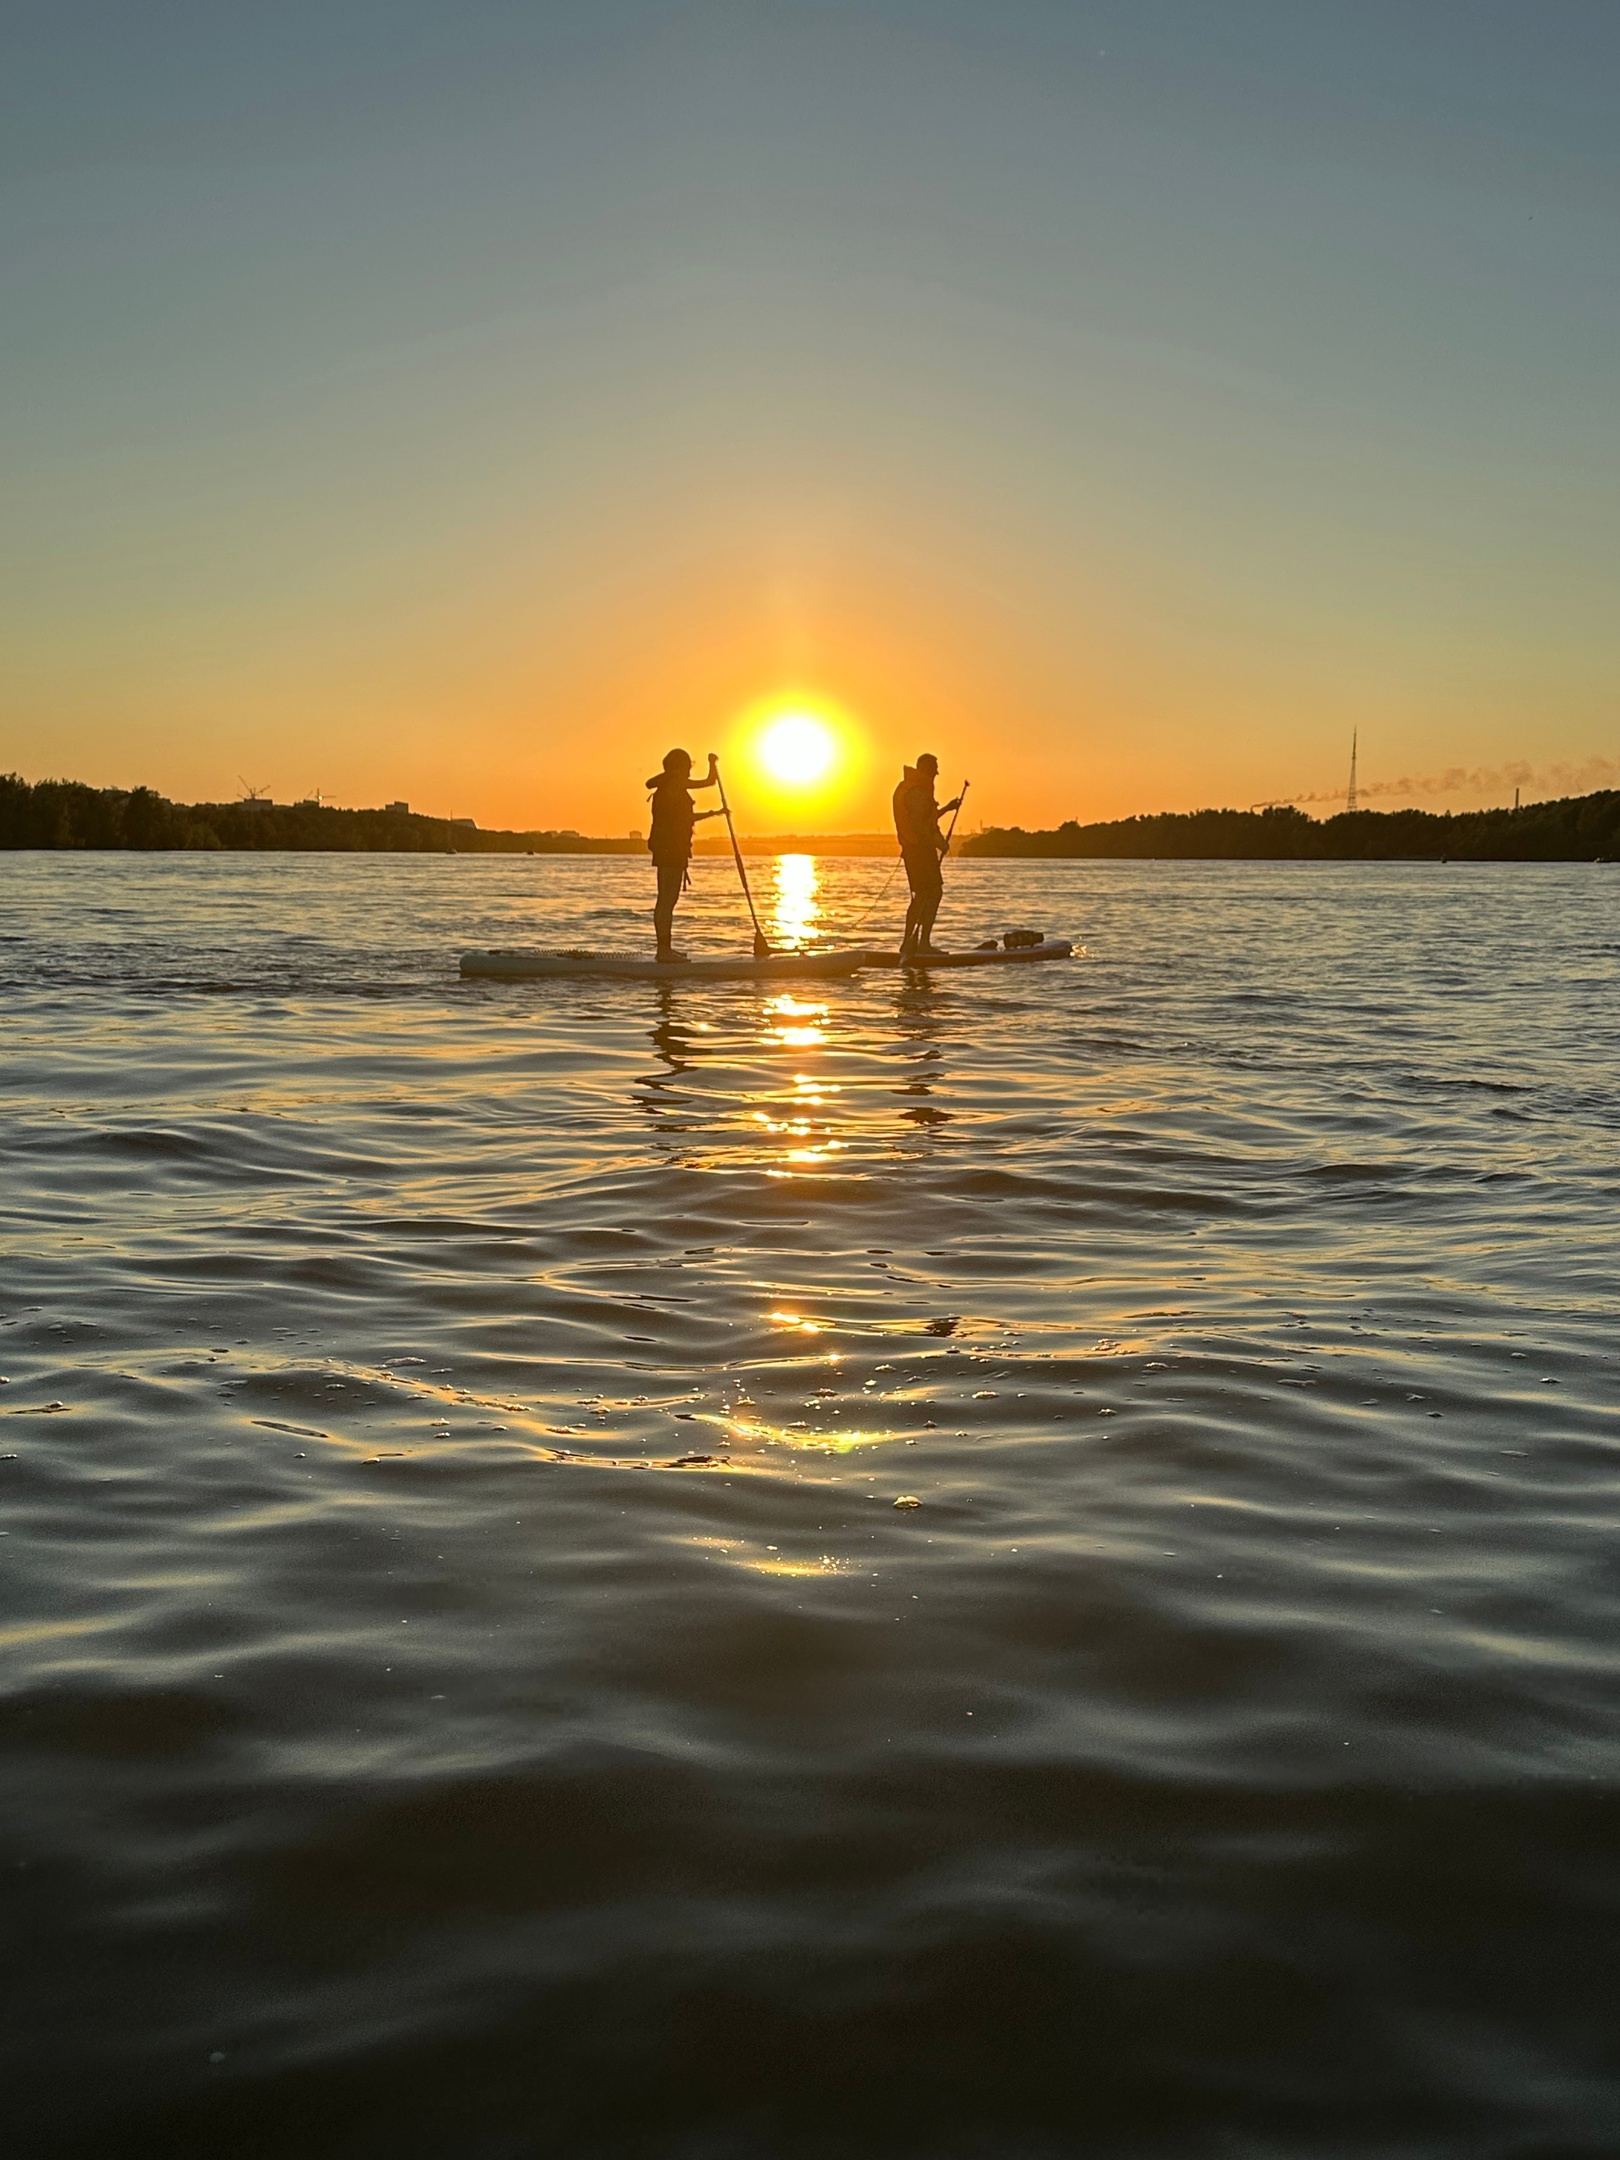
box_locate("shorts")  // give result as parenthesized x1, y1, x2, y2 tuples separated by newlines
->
(902, 846, 942, 897)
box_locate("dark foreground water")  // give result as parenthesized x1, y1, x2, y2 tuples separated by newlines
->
(2, 851, 1617, 2159)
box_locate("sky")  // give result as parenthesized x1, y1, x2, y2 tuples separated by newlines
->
(2, 1, 1616, 834)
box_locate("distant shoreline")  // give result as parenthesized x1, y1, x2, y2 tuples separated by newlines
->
(3, 775, 1616, 863)
(961, 795, 1620, 864)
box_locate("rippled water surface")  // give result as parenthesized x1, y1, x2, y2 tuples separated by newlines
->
(3, 851, 1618, 2158)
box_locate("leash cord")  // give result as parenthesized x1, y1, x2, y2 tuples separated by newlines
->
(822, 779, 966, 942)
(825, 853, 905, 941)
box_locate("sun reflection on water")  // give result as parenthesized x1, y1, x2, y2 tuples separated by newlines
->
(689, 1404, 902, 1458)
(771, 853, 821, 950)
(764, 995, 827, 1051)
(748, 1015, 848, 1170)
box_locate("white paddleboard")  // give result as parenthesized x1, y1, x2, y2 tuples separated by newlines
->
(850, 937, 1074, 970)
(460, 948, 870, 982)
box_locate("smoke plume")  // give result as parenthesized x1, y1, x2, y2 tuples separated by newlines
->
(1288, 755, 1619, 808)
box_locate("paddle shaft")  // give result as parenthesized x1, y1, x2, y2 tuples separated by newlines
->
(941, 779, 969, 857)
(715, 766, 771, 955)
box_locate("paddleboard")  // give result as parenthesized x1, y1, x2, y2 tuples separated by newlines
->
(851, 937, 1074, 970)
(460, 948, 870, 982)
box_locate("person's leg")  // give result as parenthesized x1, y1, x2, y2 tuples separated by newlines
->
(654, 860, 683, 956)
(900, 851, 928, 951)
(915, 859, 944, 949)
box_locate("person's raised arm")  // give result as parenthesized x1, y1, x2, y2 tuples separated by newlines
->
(689, 752, 721, 792)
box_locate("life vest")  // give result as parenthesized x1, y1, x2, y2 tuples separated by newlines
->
(647, 774, 697, 863)
(892, 767, 938, 854)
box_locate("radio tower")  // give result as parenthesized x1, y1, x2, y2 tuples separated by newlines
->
(1346, 730, 1359, 814)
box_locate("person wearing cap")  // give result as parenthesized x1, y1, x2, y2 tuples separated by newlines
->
(892, 752, 962, 956)
(646, 748, 724, 960)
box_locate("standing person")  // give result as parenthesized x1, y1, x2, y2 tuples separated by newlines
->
(892, 752, 963, 956)
(646, 748, 723, 961)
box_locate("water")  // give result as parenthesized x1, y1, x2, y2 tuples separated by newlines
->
(3, 850, 1617, 2158)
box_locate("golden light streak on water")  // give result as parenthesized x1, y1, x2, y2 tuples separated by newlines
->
(770, 852, 821, 949)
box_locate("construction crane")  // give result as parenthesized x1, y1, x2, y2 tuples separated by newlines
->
(1346, 731, 1359, 813)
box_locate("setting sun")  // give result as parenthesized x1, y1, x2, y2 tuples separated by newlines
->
(757, 712, 836, 787)
(733, 696, 867, 825)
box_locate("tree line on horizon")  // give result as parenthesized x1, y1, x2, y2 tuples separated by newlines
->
(2, 772, 1617, 861)
(960, 796, 1620, 862)
(0, 776, 635, 855)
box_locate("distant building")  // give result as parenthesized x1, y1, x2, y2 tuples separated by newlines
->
(241, 797, 274, 811)
(450, 817, 477, 829)
(384, 800, 409, 815)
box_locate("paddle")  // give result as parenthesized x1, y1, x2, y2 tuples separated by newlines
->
(714, 761, 772, 959)
(941, 779, 970, 856)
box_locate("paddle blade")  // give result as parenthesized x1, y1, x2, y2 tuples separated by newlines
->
(753, 930, 772, 959)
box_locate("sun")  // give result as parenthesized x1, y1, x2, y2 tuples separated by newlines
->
(757, 711, 836, 788)
(735, 696, 864, 814)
